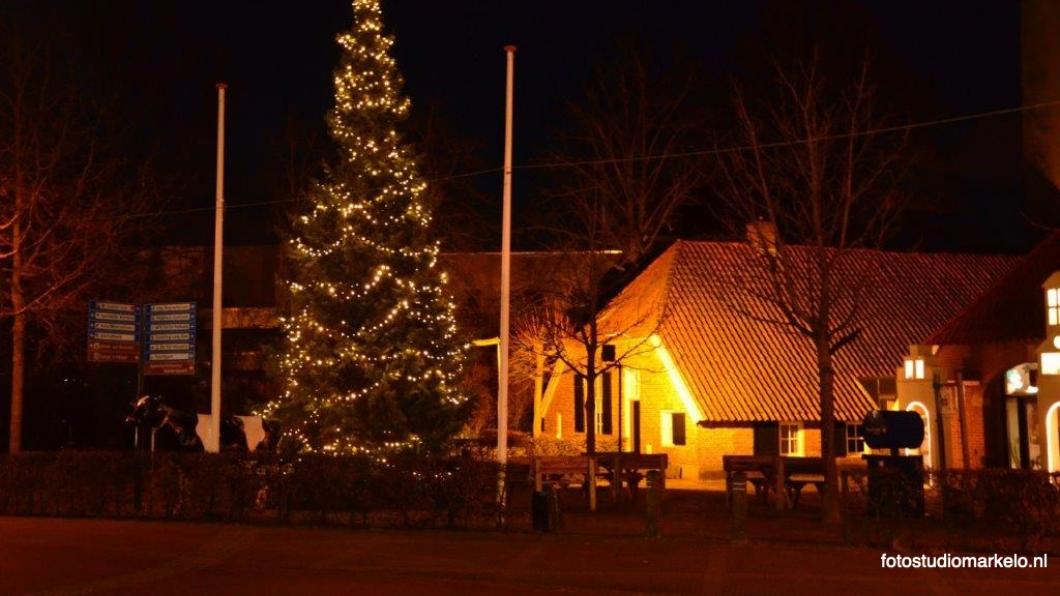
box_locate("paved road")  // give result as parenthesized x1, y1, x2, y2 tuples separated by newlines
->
(0, 518, 1058, 595)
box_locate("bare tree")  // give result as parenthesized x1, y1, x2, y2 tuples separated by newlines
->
(521, 183, 663, 457)
(565, 49, 703, 268)
(713, 50, 904, 522)
(0, 29, 149, 452)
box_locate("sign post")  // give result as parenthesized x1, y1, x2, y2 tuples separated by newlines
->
(143, 302, 197, 376)
(88, 301, 141, 365)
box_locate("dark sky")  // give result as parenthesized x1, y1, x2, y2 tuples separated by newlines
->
(3, 0, 1039, 252)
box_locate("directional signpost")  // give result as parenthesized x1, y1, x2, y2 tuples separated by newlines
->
(88, 302, 140, 364)
(143, 302, 197, 376)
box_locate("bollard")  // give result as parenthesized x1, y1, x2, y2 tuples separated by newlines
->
(645, 470, 661, 538)
(731, 470, 748, 544)
(546, 483, 562, 531)
(840, 470, 852, 545)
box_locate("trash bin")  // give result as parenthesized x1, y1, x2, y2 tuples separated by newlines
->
(532, 490, 550, 532)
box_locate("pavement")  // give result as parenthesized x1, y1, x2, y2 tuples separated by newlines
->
(1, 517, 1059, 595)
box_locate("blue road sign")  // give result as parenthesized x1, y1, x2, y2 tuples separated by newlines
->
(143, 302, 196, 375)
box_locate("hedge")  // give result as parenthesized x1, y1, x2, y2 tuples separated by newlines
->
(841, 468, 1060, 552)
(0, 449, 514, 530)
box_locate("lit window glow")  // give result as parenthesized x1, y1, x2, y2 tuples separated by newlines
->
(780, 422, 803, 456)
(845, 422, 865, 454)
(1049, 288, 1059, 326)
(1042, 352, 1060, 376)
(905, 358, 926, 380)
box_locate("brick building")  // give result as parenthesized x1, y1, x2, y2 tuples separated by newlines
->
(894, 231, 1060, 471)
(535, 239, 1014, 479)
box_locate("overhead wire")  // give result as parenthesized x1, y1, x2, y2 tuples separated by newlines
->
(119, 98, 1060, 221)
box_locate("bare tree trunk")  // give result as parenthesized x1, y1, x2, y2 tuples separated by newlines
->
(8, 220, 24, 454)
(816, 333, 839, 523)
(585, 344, 597, 456)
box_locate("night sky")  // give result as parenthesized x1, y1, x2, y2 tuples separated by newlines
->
(3, 0, 1038, 252)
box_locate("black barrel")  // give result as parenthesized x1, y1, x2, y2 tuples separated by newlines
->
(862, 410, 925, 450)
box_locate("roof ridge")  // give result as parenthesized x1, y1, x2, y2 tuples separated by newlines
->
(657, 241, 682, 326)
(673, 238, 1021, 260)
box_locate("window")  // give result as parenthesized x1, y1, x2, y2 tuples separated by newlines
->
(660, 411, 687, 447)
(573, 375, 585, 433)
(779, 422, 803, 456)
(600, 371, 612, 436)
(1043, 352, 1060, 376)
(1048, 288, 1058, 327)
(904, 358, 926, 380)
(555, 413, 562, 439)
(846, 423, 865, 454)
(575, 374, 612, 434)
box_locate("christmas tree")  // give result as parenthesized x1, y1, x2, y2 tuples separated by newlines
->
(263, 0, 468, 456)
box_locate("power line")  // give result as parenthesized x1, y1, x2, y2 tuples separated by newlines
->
(123, 98, 1060, 221)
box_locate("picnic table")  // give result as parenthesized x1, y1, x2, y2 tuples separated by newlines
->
(531, 452, 667, 503)
(722, 455, 831, 510)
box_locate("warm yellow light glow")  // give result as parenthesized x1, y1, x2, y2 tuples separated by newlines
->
(622, 368, 639, 449)
(906, 401, 931, 470)
(1046, 402, 1060, 473)
(650, 334, 703, 421)
(904, 359, 914, 380)
(779, 421, 803, 456)
(1043, 352, 1060, 375)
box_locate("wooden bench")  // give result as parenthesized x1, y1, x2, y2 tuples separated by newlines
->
(723, 455, 783, 508)
(532, 455, 590, 490)
(594, 452, 668, 502)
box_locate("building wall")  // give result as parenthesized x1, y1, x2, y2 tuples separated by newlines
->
(895, 341, 1039, 469)
(537, 341, 865, 479)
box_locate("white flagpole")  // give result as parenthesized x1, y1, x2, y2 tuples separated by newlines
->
(497, 45, 516, 506)
(209, 83, 226, 453)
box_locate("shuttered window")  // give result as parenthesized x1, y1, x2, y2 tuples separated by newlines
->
(671, 413, 686, 446)
(574, 374, 585, 433)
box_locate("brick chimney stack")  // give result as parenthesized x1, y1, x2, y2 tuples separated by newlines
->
(745, 219, 778, 255)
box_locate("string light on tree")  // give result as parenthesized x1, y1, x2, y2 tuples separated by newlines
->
(261, 0, 469, 457)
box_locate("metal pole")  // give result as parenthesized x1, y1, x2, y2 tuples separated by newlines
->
(956, 373, 970, 469)
(497, 45, 516, 507)
(209, 83, 226, 453)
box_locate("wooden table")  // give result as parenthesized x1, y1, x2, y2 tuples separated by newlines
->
(532, 452, 667, 503)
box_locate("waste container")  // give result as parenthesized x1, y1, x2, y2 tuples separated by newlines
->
(532, 490, 550, 532)
(862, 410, 926, 516)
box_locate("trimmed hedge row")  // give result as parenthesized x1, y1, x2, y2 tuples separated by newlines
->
(842, 468, 1060, 551)
(0, 450, 512, 529)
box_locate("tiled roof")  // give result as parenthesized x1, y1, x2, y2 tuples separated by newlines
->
(604, 240, 1015, 423)
(928, 231, 1060, 345)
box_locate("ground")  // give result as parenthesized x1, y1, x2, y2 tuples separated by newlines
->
(1, 516, 1058, 595)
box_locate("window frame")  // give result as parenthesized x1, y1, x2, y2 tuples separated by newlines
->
(660, 410, 687, 447)
(1048, 288, 1058, 327)
(845, 422, 865, 454)
(779, 421, 803, 456)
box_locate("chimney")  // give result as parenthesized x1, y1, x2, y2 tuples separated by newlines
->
(745, 219, 778, 255)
